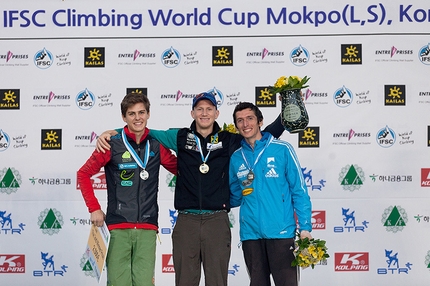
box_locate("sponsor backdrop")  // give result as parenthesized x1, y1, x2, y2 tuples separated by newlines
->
(1, 0, 430, 285)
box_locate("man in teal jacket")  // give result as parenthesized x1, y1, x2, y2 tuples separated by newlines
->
(229, 102, 312, 286)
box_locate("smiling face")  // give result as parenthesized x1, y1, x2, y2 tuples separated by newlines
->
(235, 108, 263, 146)
(122, 102, 150, 137)
(191, 99, 219, 136)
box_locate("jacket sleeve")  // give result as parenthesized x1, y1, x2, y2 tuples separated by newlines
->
(262, 114, 284, 139)
(77, 150, 111, 213)
(149, 129, 180, 153)
(284, 143, 312, 232)
(229, 154, 243, 208)
(160, 144, 177, 175)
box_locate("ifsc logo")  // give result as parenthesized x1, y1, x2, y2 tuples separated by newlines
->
(206, 87, 224, 109)
(161, 46, 181, 68)
(0, 129, 10, 151)
(76, 88, 96, 110)
(376, 125, 396, 148)
(418, 43, 430, 65)
(34, 48, 53, 69)
(333, 86, 353, 107)
(290, 45, 309, 66)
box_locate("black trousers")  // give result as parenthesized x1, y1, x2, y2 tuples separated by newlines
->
(242, 238, 297, 286)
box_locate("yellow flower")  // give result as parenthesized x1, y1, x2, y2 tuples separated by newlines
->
(291, 233, 330, 269)
(270, 75, 310, 94)
(222, 123, 239, 134)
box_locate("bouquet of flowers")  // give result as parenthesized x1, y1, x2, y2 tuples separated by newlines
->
(270, 75, 310, 94)
(221, 123, 238, 134)
(291, 233, 329, 269)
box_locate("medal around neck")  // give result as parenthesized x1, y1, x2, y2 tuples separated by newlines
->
(140, 169, 149, 180)
(242, 179, 252, 187)
(199, 163, 209, 174)
(247, 170, 255, 181)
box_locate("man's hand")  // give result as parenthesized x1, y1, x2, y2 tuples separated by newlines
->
(90, 210, 106, 227)
(300, 230, 312, 240)
(96, 130, 118, 153)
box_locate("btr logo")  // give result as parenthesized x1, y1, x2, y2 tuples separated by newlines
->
(160, 209, 177, 235)
(33, 252, 68, 277)
(377, 249, 412, 274)
(301, 167, 326, 191)
(162, 254, 174, 273)
(311, 211, 326, 230)
(228, 263, 240, 276)
(334, 208, 369, 233)
(0, 210, 25, 234)
(0, 255, 25, 273)
(335, 252, 369, 271)
(421, 168, 430, 187)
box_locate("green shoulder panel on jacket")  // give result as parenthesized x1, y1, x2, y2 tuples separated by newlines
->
(149, 128, 180, 153)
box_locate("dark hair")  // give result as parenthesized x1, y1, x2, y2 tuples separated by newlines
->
(120, 93, 150, 116)
(233, 102, 263, 127)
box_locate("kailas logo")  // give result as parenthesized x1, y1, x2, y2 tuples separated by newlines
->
(34, 48, 53, 69)
(76, 170, 106, 190)
(84, 47, 105, 68)
(126, 88, 148, 96)
(162, 254, 174, 273)
(76, 88, 95, 110)
(255, 86, 276, 107)
(298, 127, 320, 148)
(38, 208, 64, 235)
(339, 164, 365, 191)
(41, 129, 62, 150)
(0, 255, 25, 273)
(311, 211, 326, 230)
(334, 208, 369, 233)
(302, 167, 326, 191)
(228, 263, 240, 276)
(382, 205, 408, 233)
(421, 168, 430, 187)
(80, 251, 97, 278)
(0, 167, 21, 194)
(377, 249, 412, 274)
(385, 85, 406, 106)
(161, 46, 181, 68)
(0, 89, 20, 109)
(418, 43, 430, 65)
(333, 86, 353, 107)
(0, 129, 10, 151)
(33, 251, 68, 277)
(376, 125, 396, 148)
(334, 252, 369, 271)
(290, 45, 309, 66)
(0, 210, 25, 234)
(212, 46, 233, 66)
(341, 44, 362, 65)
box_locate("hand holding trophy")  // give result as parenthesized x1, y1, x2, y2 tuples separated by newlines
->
(270, 75, 310, 133)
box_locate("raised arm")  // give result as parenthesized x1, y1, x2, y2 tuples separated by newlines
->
(262, 114, 284, 138)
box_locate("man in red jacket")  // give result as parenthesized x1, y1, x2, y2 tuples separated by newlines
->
(77, 92, 177, 286)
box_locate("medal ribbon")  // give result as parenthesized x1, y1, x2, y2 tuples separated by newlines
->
(194, 133, 218, 165)
(122, 129, 150, 170)
(240, 136, 273, 174)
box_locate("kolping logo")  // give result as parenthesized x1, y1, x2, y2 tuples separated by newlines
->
(37, 208, 64, 235)
(290, 45, 309, 66)
(418, 43, 430, 65)
(334, 252, 369, 271)
(333, 86, 353, 107)
(311, 210, 326, 230)
(0, 129, 10, 151)
(0, 167, 21, 195)
(339, 164, 365, 191)
(161, 46, 181, 68)
(76, 88, 96, 110)
(382, 205, 407, 233)
(0, 254, 25, 273)
(376, 125, 396, 148)
(34, 48, 53, 69)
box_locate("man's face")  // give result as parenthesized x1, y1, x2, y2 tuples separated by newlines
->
(191, 99, 219, 130)
(235, 108, 263, 142)
(122, 102, 150, 134)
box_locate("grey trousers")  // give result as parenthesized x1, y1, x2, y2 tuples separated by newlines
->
(172, 211, 232, 286)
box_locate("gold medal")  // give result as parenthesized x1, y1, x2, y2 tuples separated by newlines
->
(199, 163, 209, 174)
(242, 188, 253, 196)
